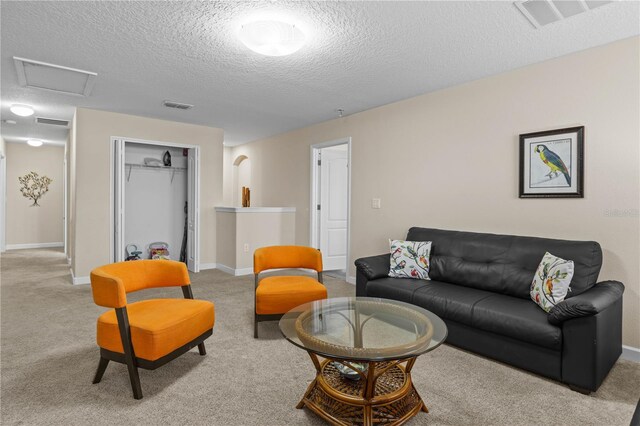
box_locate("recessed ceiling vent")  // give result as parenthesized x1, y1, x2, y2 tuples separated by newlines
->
(162, 100, 194, 110)
(514, 0, 612, 28)
(36, 117, 69, 127)
(14, 57, 97, 96)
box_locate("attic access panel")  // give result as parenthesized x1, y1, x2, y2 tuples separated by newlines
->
(13, 56, 97, 96)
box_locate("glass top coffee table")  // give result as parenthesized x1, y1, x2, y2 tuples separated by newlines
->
(279, 297, 447, 425)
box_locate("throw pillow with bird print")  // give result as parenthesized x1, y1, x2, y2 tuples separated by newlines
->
(530, 252, 575, 312)
(389, 239, 432, 280)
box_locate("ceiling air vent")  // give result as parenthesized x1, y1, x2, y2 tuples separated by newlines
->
(36, 117, 69, 127)
(162, 100, 194, 110)
(514, 0, 612, 28)
(14, 57, 97, 96)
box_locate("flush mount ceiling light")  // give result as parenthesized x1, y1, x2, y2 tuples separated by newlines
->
(238, 20, 305, 56)
(10, 104, 35, 117)
(27, 139, 43, 147)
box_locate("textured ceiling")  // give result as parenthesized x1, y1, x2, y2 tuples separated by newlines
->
(1, 1, 638, 146)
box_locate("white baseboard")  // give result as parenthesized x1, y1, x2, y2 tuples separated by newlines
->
(622, 345, 640, 363)
(66, 256, 71, 265)
(199, 263, 217, 270)
(216, 263, 253, 276)
(6, 242, 63, 250)
(346, 275, 356, 285)
(70, 268, 90, 285)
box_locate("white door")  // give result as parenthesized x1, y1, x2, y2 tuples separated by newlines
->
(113, 139, 126, 262)
(187, 148, 199, 272)
(319, 147, 348, 271)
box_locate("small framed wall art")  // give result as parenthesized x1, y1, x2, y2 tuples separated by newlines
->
(519, 126, 584, 198)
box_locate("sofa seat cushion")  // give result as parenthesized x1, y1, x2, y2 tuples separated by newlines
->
(365, 277, 430, 304)
(412, 281, 495, 325)
(472, 294, 562, 350)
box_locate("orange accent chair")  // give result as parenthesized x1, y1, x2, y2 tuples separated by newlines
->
(254, 246, 327, 338)
(90, 260, 214, 399)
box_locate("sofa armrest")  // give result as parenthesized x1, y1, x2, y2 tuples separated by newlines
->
(548, 281, 624, 325)
(354, 254, 390, 297)
(355, 254, 390, 281)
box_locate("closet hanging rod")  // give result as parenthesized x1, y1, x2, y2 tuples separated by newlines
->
(125, 163, 187, 183)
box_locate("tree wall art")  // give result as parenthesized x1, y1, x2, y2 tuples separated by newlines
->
(18, 171, 53, 206)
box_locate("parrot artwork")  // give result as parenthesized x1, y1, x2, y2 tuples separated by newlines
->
(535, 145, 571, 186)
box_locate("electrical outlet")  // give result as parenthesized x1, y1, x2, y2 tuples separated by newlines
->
(372, 198, 381, 209)
(243, 243, 250, 253)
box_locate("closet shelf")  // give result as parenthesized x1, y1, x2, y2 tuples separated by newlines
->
(125, 163, 187, 183)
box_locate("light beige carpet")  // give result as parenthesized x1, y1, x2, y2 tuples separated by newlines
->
(1, 249, 638, 425)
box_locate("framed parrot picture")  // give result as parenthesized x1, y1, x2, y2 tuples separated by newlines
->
(519, 126, 584, 198)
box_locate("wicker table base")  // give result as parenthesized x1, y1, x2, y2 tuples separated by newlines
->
(297, 352, 428, 426)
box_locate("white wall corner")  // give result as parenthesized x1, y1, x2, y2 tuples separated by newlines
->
(199, 263, 217, 270)
(622, 345, 640, 363)
(70, 268, 90, 285)
(346, 275, 356, 285)
(216, 263, 253, 276)
(6, 242, 64, 250)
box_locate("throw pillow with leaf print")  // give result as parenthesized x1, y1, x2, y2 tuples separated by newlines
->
(530, 252, 575, 312)
(388, 239, 432, 280)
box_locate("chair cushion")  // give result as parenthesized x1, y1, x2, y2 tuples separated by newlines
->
(472, 294, 562, 350)
(256, 276, 327, 314)
(97, 298, 214, 361)
(412, 280, 495, 325)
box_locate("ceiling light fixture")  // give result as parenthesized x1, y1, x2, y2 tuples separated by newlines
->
(27, 139, 43, 147)
(238, 20, 305, 56)
(10, 104, 35, 117)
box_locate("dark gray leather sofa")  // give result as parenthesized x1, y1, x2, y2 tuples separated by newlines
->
(355, 227, 624, 393)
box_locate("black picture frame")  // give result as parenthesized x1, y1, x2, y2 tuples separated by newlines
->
(519, 126, 584, 198)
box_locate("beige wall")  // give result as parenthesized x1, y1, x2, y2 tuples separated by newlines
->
(229, 37, 640, 347)
(222, 146, 234, 206)
(216, 210, 296, 270)
(6, 142, 64, 246)
(70, 108, 224, 278)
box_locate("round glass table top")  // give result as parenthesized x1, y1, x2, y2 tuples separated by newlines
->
(279, 297, 448, 362)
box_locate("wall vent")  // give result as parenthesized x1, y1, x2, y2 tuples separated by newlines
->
(162, 100, 194, 110)
(36, 117, 69, 127)
(514, 0, 612, 28)
(14, 57, 97, 96)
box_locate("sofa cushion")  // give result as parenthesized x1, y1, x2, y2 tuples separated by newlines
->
(472, 294, 562, 350)
(365, 277, 429, 304)
(406, 227, 602, 299)
(412, 281, 494, 325)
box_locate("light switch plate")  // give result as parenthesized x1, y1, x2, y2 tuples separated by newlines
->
(372, 198, 381, 209)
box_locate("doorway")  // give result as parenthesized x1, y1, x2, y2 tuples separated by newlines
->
(110, 137, 200, 272)
(310, 138, 351, 276)
(0, 153, 5, 252)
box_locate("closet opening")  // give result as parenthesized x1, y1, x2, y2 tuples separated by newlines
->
(110, 138, 200, 272)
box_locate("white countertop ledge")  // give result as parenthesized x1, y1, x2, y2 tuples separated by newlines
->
(215, 207, 296, 213)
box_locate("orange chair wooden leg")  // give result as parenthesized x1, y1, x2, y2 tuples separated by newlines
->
(92, 357, 109, 384)
(116, 307, 143, 400)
